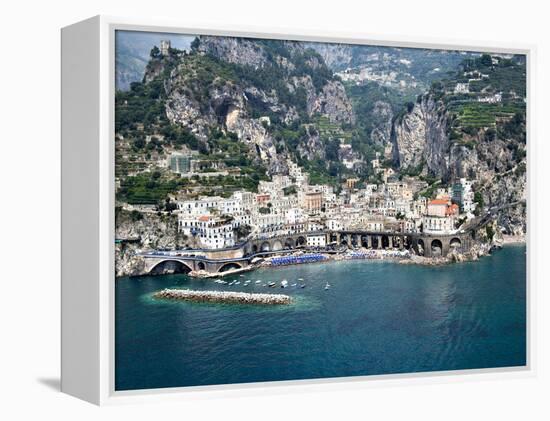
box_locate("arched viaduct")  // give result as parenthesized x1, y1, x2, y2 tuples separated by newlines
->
(144, 256, 250, 275)
(141, 230, 476, 275)
(244, 230, 474, 258)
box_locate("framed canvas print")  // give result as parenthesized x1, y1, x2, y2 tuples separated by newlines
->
(61, 16, 532, 405)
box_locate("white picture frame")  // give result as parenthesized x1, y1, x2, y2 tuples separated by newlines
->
(61, 15, 535, 405)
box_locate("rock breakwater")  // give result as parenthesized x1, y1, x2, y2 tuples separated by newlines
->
(153, 288, 292, 305)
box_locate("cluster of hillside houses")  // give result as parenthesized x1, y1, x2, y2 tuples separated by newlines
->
(161, 157, 477, 250)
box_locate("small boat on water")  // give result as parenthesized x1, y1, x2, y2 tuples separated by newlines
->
(240, 274, 245, 277)
(300, 284, 306, 289)
(235, 281, 241, 285)
(268, 282, 276, 288)
(291, 283, 297, 287)
(281, 280, 289, 288)
(255, 280, 261, 284)
(324, 282, 331, 290)
(298, 278, 304, 282)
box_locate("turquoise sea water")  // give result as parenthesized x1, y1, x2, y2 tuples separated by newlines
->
(115, 245, 526, 391)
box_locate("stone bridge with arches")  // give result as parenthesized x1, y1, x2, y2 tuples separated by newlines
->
(245, 230, 475, 258)
(244, 233, 311, 255)
(142, 254, 253, 276)
(140, 229, 476, 275)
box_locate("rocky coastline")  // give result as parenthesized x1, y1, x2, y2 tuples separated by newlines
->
(115, 209, 525, 277)
(501, 234, 527, 244)
(116, 236, 525, 278)
(401, 242, 494, 266)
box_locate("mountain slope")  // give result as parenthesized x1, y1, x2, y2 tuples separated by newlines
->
(309, 43, 479, 95)
(135, 36, 357, 177)
(390, 54, 526, 233)
(114, 38, 527, 234)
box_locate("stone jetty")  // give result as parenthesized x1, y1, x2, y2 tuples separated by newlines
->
(153, 288, 292, 305)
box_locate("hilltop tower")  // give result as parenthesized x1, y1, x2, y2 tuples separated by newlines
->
(160, 40, 171, 56)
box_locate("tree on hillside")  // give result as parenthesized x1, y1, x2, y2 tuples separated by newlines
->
(190, 37, 200, 51)
(150, 46, 161, 59)
(480, 54, 493, 67)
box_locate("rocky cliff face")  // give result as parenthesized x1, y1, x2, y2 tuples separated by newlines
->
(306, 42, 354, 71)
(115, 210, 189, 277)
(310, 80, 356, 125)
(370, 101, 394, 147)
(448, 136, 526, 235)
(391, 94, 526, 234)
(149, 35, 355, 175)
(198, 36, 268, 68)
(391, 96, 449, 176)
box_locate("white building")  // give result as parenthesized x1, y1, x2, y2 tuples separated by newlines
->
(478, 92, 502, 103)
(365, 220, 385, 232)
(423, 198, 458, 234)
(178, 214, 235, 249)
(395, 198, 412, 216)
(454, 82, 469, 94)
(412, 197, 427, 218)
(435, 187, 452, 200)
(326, 218, 343, 231)
(422, 215, 456, 234)
(232, 191, 255, 211)
(307, 234, 327, 247)
(306, 220, 324, 232)
(285, 208, 306, 225)
(233, 212, 252, 228)
(400, 220, 417, 233)
(178, 196, 222, 214)
(178, 196, 242, 216)
(252, 213, 286, 235)
(271, 196, 299, 215)
(258, 180, 282, 199)
(288, 159, 309, 186)
(453, 178, 476, 214)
